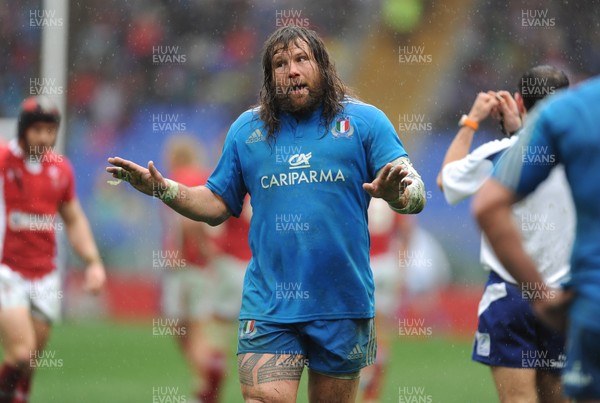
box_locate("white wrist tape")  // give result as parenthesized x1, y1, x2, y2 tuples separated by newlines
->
(159, 179, 180, 203)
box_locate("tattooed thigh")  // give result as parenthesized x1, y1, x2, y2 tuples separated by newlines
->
(238, 353, 305, 386)
(238, 353, 304, 402)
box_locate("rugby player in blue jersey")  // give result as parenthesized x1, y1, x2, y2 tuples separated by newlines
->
(107, 26, 426, 402)
(473, 76, 600, 402)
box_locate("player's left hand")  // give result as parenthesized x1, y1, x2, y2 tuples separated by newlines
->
(363, 163, 410, 205)
(84, 261, 106, 294)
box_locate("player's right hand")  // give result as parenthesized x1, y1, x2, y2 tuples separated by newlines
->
(84, 261, 106, 294)
(106, 157, 166, 197)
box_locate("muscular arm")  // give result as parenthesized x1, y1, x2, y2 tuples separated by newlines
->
(472, 178, 573, 331)
(437, 92, 500, 190)
(163, 183, 232, 226)
(436, 125, 477, 190)
(106, 157, 231, 226)
(472, 179, 543, 286)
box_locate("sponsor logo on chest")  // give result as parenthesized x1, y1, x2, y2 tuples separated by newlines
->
(260, 150, 346, 189)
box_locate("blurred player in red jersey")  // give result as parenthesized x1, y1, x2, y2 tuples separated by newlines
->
(213, 196, 251, 322)
(161, 134, 224, 403)
(360, 197, 412, 402)
(0, 96, 106, 403)
(211, 195, 251, 391)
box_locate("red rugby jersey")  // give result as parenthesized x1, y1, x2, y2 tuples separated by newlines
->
(217, 196, 252, 262)
(0, 140, 75, 279)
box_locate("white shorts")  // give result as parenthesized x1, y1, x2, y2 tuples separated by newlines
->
(371, 253, 402, 316)
(161, 266, 216, 320)
(0, 264, 62, 323)
(212, 255, 247, 320)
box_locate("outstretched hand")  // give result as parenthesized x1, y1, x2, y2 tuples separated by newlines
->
(106, 157, 167, 197)
(363, 163, 410, 204)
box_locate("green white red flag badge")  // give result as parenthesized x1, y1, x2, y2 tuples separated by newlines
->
(243, 320, 255, 333)
(332, 117, 354, 139)
(240, 320, 257, 338)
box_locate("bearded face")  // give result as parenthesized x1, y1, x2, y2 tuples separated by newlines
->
(272, 40, 323, 116)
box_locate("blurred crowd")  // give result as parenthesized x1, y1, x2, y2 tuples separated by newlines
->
(441, 0, 600, 124)
(65, 0, 372, 148)
(0, 0, 41, 118)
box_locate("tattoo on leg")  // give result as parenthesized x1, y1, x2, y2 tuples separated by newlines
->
(238, 354, 261, 386)
(278, 354, 306, 369)
(257, 355, 303, 384)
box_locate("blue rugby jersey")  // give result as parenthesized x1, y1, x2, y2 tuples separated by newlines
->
(493, 76, 600, 330)
(206, 98, 407, 322)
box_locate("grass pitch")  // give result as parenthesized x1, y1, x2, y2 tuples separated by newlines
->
(18, 321, 496, 402)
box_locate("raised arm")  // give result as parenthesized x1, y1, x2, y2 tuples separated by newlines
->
(436, 91, 499, 190)
(106, 157, 231, 226)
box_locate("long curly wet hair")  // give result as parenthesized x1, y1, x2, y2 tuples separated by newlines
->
(257, 26, 349, 143)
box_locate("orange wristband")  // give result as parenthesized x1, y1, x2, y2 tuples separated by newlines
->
(459, 114, 479, 130)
